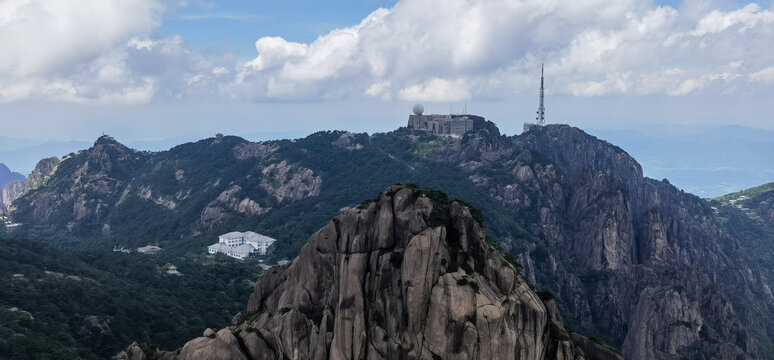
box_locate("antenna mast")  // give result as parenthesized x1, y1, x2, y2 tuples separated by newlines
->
(536, 63, 545, 125)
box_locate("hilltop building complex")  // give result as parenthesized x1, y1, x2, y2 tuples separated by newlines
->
(407, 103, 484, 137)
(207, 231, 277, 260)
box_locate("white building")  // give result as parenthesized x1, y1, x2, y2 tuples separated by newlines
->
(137, 245, 162, 254)
(207, 231, 277, 260)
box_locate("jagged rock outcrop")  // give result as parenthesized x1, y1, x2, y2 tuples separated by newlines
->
(0, 179, 25, 215)
(125, 185, 620, 360)
(260, 160, 322, 202)
(332, 132, 364, 150)
(13, 136, 141, 230)
(23, 157, 60, 193)
(234, 143, 278, 160)
(757, 192, 774, 225)
(201, 185, 270, 226)
(473, 125, 761, 359)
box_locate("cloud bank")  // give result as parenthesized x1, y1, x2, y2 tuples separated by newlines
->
(2, 0, 773, 104)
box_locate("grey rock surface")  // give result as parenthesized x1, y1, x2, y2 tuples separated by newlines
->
(0, 179, 25, 215)
(125, 185, 619, 360)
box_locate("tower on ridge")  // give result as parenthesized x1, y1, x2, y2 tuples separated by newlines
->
(536, 63, 545, 125)
(523, 64, 547, 133)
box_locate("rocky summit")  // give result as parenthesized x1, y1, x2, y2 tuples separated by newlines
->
(118, 185, 621, 360)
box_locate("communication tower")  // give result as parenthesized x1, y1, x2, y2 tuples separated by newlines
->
(536, 63, 545, 125)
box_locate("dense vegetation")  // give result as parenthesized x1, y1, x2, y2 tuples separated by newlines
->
(0, 237, 260, 359)
(709, 188, 774, 354)
(712, 182, 774, 203)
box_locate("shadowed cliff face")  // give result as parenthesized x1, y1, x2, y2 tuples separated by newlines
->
(481, 125, 761, 359)
(120, 185, 621, 360)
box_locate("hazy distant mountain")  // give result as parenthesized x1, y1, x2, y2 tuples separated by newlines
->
(588, 125, 774, 198)
(0, 140, 90, 175)
(0, 163, 25, 189)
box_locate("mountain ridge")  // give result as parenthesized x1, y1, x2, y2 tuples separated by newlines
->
(7, 124, 771, 358)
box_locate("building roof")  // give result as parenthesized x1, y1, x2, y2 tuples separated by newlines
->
(218, 231, 277, 244)
(208, 242, 255, 256)
(219, 231, 245, 239)
(138, 245, 161, 252)
(231, 244, 255, 255)
(244, 231, 277, 244)
(208, 243, 230, 251)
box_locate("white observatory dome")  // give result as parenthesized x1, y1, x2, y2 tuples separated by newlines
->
(412, 103, 424, 115)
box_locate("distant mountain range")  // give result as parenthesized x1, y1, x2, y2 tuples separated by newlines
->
(588, 125, 774, 198)
(6, 123, 772, 359)
(0, 163, 25, 189)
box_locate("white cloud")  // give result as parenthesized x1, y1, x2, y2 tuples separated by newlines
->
(749, 67, 774, 82)
(365, 80, 392, 100)
(0, 0, 166, 103)
(689, 4, 774, 37)
(399, 78, 472, 102)
(2, 0, 774, 104)
(228, 0, 774, 101)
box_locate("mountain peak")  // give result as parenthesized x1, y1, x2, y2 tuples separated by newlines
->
(123, 184, 620, 360)
(93, 134, 125, 147)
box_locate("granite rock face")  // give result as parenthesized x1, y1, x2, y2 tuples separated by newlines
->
(23, 157, 60, 194)
(0, 179, 25, 215)
(479, 125, 761, 359)
(260, 160, 322, 202)
(758, 193, 774, 225)
(125, 185, 620, 360)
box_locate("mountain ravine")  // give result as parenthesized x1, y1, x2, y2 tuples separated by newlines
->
(10, 124, 772, 358)
(118, 185, 621, 360)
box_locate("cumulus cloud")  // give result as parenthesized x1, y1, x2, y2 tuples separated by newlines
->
(3, 0, 774, 104)
(0, 0, 168, 103)
(399, 78, 472, 102)
(227, 0, 774, 101)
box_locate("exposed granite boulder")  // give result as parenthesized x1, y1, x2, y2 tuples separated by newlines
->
(178, 328, 247, 360)
(757, 194, 774, 225)
(201, 185, 270, 226)
(125, 185, 619, 360)
(332, 132, 364, 150)
(234, 143, 278, 160)
(260, 160, 321, 202)
(23, 156, 59, 194)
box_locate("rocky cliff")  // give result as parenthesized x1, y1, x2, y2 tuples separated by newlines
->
(0, 179, 25, 215)
(756, 191, 774, 225)
(22, 156, 60, 194)
(119, 185, 621, 360)
(479, 126, 761, 358)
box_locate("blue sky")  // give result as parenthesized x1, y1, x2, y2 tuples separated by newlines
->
(0, 0, 773, 144)
(161, 0, 399, 56)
